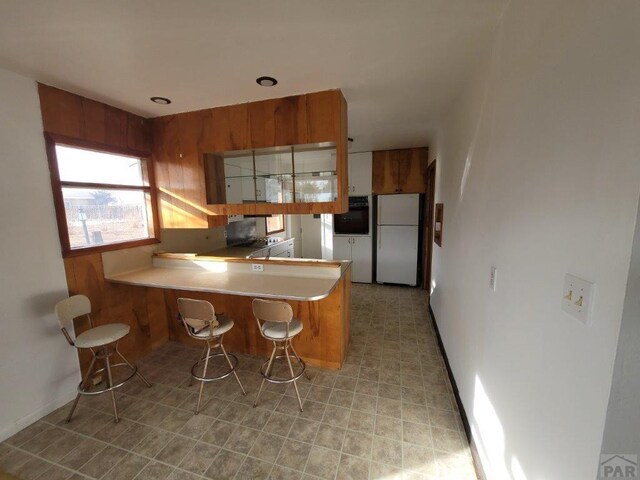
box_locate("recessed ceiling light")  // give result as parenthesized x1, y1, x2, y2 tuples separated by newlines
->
(256, 76, 278, 87)
(150, 96, 171, 105)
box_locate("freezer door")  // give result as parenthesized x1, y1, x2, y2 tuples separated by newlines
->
(376, 225, 419, 286)
(377, 194, 420, 226)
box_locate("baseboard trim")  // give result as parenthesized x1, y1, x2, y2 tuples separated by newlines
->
(0, 388, 77, 442)
(429, 305, 487, 480)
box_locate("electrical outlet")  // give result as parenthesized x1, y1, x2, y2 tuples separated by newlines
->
(489, 266, 497, 292)
(562, 274, 594, 324)
(252, 264, 264, 272)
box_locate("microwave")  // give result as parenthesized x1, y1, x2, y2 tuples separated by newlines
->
(334, 196, 370, 235)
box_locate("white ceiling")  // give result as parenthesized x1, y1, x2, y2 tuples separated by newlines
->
(0, 0, 506, 151)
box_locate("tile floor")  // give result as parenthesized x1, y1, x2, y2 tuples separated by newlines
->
(0, 284, 477, 480)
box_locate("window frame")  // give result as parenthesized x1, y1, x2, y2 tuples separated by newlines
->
(265, 214, 285, 235)
(45, 133, 160, 257)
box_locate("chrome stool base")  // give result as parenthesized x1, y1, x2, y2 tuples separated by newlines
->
(67, 343, 152, 424)
(191, 351, 240, 382)
(254, 339, 306, 411)
(190, 339, 246, 414)
(259, 354, 306, 383)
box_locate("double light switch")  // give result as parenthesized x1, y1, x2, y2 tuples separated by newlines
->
(562, 274, 594, 324)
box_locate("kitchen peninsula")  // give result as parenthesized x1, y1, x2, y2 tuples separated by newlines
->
(103, 251, 352, 370)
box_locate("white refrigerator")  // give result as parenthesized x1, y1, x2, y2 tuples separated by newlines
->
(376, 194, 420, 286)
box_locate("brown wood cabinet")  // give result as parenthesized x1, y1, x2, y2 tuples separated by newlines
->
(372, 147, 429, 194)
(152, 89, 348, 227)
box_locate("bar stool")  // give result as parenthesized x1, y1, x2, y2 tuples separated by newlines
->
(55, 295, 152, 423)
(252, 298, 307, 412)
(177, 298, 246, 414)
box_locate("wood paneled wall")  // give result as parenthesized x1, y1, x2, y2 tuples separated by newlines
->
(38, 84, 152, 154)
(152, 89, 348, 228)
(64, 254, 168, 372)
(38, 84, 159, 370)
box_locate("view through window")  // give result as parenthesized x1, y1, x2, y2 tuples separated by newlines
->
(266, 214, 285, 235)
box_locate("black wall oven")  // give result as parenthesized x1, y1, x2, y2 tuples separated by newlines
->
(334, 196, 370, 235)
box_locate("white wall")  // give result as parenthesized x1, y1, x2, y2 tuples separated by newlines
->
(600, 195, 640, 455)
(0, 68, 80, 440)
(430, 1, 640, 478)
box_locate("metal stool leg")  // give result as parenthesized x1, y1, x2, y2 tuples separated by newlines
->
(221, 343, 246, 396)
(104, 351, 119, 423)
(284, 342, 304, 412)
(254, 342, 277, 407)
(195, 344, 211, 414)
(189, 344, 209, 387)
(289, 343, 311, 381)
(66, 353, 97, 423)
(115, 347, 152, 388)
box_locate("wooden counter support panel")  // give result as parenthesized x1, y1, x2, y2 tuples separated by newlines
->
(162, 267, 351, 370)
(64, 253, 168, 374)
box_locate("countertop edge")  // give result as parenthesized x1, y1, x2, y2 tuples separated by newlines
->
(106, 261, 352, 302)
(107, 275, 334, 302)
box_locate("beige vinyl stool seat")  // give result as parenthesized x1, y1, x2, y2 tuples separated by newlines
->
(262, 319, 303, 340)
(178, 298, 246, 414)
(252, 298, 308, 412)
(74, 323, 129, 348)
(54, 295, 152, 424)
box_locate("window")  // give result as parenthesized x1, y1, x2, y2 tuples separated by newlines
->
(266, 214, 285, 235)
(46, 139, 158, 256)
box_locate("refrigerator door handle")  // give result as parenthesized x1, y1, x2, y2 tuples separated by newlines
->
(378, 229, 382, 248)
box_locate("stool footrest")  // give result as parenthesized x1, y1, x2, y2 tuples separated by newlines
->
(191, 352, 239, 382)
(77, 363, 137, 396)
(260, 354, 306, 384)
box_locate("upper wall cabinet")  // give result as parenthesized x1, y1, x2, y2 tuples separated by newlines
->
(205, 143, 337, 208)
(348, 152, 372, 196)
(152, 90, 348, 227)
(372, 148, 429, 194)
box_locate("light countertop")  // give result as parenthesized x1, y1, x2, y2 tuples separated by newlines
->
(105, 254, 350, 301)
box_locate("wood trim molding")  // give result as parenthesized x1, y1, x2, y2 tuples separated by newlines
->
(43, 133, 161, 258)
(429, 305, 487, 480)
(63, 238, 161, 258)
(46, 132, 151, 159)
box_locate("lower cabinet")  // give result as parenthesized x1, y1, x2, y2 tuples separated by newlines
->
(268, 239, 295, 258)
(333, 236, 372, 283)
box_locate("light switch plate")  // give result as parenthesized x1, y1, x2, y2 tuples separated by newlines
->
(562, 274, 594, 324)
(489, 266, 497, 292)
(252, 264, 264, 272)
